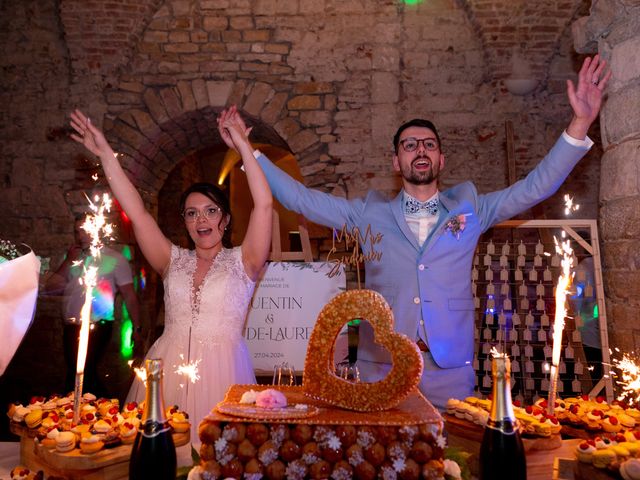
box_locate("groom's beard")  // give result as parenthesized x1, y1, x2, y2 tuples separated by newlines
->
(401, 155, 439, 185)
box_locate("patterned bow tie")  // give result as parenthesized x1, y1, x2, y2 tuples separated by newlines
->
(404, 197, 439, 216)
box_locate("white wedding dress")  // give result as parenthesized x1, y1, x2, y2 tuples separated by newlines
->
(127, 245, 256, 440)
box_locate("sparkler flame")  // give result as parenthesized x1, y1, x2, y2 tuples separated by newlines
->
(547, 234, 574, 414)
(612, 353, 640, 405)
(563, 194, 580, 216)
(490, 347, 507, 358)
(175, 359, 201, 384)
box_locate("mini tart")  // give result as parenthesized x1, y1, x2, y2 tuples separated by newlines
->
(122, 401, 138, 418)
(169, 412, 190, 433)
(119, 422, 137, 444)
(626, 408, 640, 422)
(9, 466, 32, 480)
(575, 441, 596, 463)
(80, 434, 105, 454)
(620, 458, 640, 480)
(594, 436, 613, 449)
(102, 430, 122, 449)
(592, 448, 616, 469)
(603, 415, 622, 433)
(541, 415, 562, 435)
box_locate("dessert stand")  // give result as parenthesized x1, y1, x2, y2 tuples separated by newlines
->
(10, 422, 189, 480)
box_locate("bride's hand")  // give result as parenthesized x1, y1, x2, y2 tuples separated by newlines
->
(69, 109, 113, 158)
(217, 105, 252, 151)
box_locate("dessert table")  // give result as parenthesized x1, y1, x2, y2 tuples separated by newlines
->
(0, 442, 20, 477)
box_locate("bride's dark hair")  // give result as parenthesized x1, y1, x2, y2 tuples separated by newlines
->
(179, 182, 232, 248)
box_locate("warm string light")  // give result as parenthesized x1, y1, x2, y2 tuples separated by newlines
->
(547, 235, 574, 415)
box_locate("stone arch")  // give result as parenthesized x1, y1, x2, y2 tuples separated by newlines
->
(103, 77, 333, 196)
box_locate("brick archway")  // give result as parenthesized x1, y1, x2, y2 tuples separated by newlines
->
(102, 78, 333, 197)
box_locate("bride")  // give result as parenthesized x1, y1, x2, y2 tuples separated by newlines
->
(69, 106, 271, 440)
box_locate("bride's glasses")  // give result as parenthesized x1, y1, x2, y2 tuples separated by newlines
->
(182, 206, 221, 223)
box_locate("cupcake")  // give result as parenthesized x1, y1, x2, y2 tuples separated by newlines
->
(79, 434, 105, 454)
(575, 440, 596, 463)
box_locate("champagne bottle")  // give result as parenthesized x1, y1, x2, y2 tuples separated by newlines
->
(129, 359, 176, 480)
(479, 355, 527, 480)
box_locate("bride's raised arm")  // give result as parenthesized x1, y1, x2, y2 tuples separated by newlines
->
(69, 109, 172, 275)
(217, 107, 273, 281)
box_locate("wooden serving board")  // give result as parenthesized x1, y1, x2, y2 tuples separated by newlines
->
(11, 424, 188, 480)
(444, 414, 574, 480)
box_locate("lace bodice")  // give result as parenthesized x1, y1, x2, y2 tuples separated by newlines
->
(162, 245, 255, 343)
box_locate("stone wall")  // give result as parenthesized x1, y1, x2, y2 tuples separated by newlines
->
(573, 0, 640, 353)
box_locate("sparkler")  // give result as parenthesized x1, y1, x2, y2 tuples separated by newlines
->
(563, 194, 580, 216)
(128, 360, 147, 383)
(175, 358, 201, 384)
(611, 351, 640, 405)
(72, 193, 113, 424)
(547, 235, 574, 415)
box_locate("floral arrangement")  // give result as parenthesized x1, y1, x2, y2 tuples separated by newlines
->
(0, 239, 20, 262)
(444, 214, 470, 240)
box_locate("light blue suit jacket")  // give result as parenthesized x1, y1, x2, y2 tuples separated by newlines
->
(257, 135, 590, 370)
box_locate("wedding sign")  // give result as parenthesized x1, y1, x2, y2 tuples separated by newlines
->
(245, 262, 345, 374)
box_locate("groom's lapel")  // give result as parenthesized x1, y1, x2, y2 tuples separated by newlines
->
(421, 193, 461, 254)
(391, 191, 420, 251)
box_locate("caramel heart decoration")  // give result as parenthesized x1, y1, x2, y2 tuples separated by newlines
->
(303, 289, 423, 411)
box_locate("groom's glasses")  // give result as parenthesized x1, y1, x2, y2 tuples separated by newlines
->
(182, 206, 222, 222)
(399, 137, 439, 152)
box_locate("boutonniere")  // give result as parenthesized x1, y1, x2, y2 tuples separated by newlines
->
(444, 213, 471, 240)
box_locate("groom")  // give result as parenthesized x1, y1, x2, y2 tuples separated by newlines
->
(221, 55, 610, 409)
